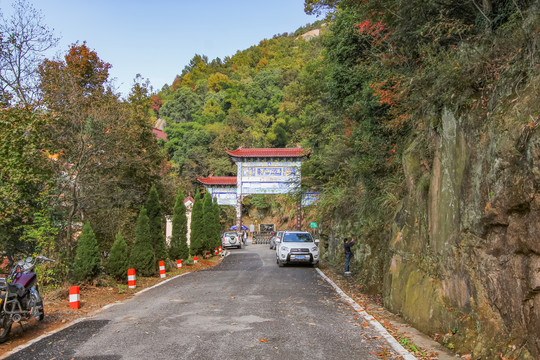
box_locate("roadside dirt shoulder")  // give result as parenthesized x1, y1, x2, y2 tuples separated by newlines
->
(0, 257, 222, 356)
(318, 262, 457, 360)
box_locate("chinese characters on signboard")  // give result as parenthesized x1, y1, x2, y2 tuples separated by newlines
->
(302, 192, 320, 206)
(207, 187, 237, 206)
(240, 161, 301, 195)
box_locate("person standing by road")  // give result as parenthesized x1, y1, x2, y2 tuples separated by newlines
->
(243, 231, 247, 246)
(344, 237, 355, 275)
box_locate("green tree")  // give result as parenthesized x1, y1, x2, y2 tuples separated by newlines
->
(165, 122, 212, 179)
(169, 189, 189, 260)
(145, 185, 167, 263)
(202, 191, 215, 251)
(106, 232, 128, 281)
(0, 107, 54, 260)
(212, 196, 221, 248)
(129, 207, 155, 276)
(39, 44, 164, 260)
(71, 222, 101, 283)
(189, 190, 204, 255)
(161, 87, 203, 123)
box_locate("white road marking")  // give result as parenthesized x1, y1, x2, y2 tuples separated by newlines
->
(316, 268, 417, 360)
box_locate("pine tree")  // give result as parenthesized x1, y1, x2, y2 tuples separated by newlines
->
(213, 197, 222, 248)
(146, 185, 168, 263)
(106, 232, 128, 280)
(72, 222, 101, 282)
(190, 190, 204, 255)
(169, 188, 189, 261)
(129, 206, 155, 276)
(202, 192, 214, 251)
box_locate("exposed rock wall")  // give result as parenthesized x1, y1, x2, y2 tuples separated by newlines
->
(385, 105, 540, 357)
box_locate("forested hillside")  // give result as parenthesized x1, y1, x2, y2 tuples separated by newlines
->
(1, 0, 539, 357)
(159, 0, 540, 357)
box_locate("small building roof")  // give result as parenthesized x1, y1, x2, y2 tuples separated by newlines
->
(196, 175, 237, 185)
(184, 196, 194, 204)
(225, 145, 309, 158)
(152, 128, 167, 141)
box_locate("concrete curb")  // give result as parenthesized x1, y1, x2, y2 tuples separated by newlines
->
(316, 268, 417, 360)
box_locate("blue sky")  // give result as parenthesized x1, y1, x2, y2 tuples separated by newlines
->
(2, 0, 318, 97)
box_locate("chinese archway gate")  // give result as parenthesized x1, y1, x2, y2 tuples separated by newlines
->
(197, 146, 311, 231)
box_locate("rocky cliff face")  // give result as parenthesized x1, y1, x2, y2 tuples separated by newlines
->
(385, 88, 540, 357)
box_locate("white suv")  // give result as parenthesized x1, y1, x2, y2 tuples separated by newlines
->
(275, 231, 319, 267)
(222, 231, 241, 249)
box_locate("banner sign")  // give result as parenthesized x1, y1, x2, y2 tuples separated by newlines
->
(239, 161, 301, 195)
(208, 186, 237, 206)
(302, 192, 320, 206)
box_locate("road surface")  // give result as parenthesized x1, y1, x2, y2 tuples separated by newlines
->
(5, 244, 406, 359)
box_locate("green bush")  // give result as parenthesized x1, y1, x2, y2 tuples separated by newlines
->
(146, 185, 168, 263)
(169, 188, 189, 261)
(129, 207, 155, 276)
(71, 222, 101, 283)
(202, 192, 215, 251)
(212, 197, 222, 248)
(190, 190, 204, 255)
(106, 232, 128, 281)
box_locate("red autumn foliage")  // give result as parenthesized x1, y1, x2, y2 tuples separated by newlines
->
(150, 94, 162, 116)
(369, 77, 410, 129)
(355, 20, 390, 46)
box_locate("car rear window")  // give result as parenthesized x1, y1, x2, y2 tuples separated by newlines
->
(283, 233, 313, 243)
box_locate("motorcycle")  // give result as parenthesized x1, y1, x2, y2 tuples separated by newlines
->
(0, 255, 55, 343)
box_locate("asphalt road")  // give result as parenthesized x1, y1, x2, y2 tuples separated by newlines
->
(5, 244, 404, 360)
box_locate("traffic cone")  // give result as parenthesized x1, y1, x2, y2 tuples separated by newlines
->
(219, 246, 222, 255)
(128, 268, 136, 289)
(159, 260, 166, 278)
(177, 259, 182, 269)
(214, 248, 218, 255)
(193, 256, 198, 264)
(69, 286, 80, 309)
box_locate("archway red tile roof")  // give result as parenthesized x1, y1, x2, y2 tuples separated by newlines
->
(196, 175, 237, 185)
(226, 145, 309, 158)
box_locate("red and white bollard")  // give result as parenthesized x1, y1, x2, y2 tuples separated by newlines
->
(128, 268, 136, 289)
(159, 260, 166, 278)
(214, 248, 218, 255)
(219, 246, 222, 255)
(177, 259, 182, 269)
(193, 256, 198, 264)
(69, 286, 80, 309)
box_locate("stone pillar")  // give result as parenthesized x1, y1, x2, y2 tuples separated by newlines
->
(236, 195, 242, 234)
(236, 161, 243, 234)
(165, 215, 172, 247)
(296, 201, 302, 230)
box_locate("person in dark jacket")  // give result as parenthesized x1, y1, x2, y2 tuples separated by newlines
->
(344, 237, 355, 275)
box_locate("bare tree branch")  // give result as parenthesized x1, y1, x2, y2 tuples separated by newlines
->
(0, 0, 58, 107)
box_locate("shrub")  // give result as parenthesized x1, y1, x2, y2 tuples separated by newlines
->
(106, 232, 128, 281)
(169, 188, 189, 261)
(212, 196, 222, 248)
(190, 190, 204, 255)
(146, 185, 168, 263)
(129, 207, 155, 276)
(202, 191, 215, 251)
(71, 222, 101, 283)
